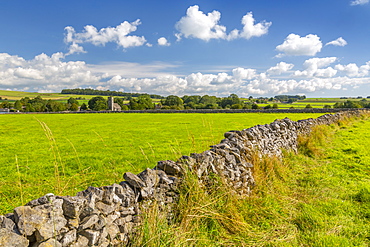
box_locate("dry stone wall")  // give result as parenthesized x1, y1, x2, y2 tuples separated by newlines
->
(0, 110, 364, 246)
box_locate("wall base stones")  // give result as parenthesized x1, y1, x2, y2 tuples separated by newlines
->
(0, 110, 365, 246)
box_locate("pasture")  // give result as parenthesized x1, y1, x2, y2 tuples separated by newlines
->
(0, 112, 324, 214)
(134, 112, 370, 246)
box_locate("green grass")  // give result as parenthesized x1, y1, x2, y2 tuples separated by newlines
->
(0, 112, 324, 214)
(133, 112, 370, 246)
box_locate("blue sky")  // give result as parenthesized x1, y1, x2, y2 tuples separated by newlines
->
(1, 0, 370, 97)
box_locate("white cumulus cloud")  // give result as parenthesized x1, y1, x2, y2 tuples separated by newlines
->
(158, 37, 170, 46)
(175, 5, 227, 41)
(294, 57, 337, 78)
(267, 62, 294, 75)
(175, 5, 271, 41)
(276, 34, 323, 57)
(0, 52, 102, 92)
(64, 20, 147, 51)
(326, 37, 347, 46)
(2, 51, 370, 97)
(236, 12, 272, 40)
(350, 0, 369, 5)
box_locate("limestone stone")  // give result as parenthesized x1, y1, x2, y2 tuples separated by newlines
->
(106, 223, 120, 239)
(59, 228, 76, 246)
(95, 201, 115, 216)
(78, 214, 99, 230)
(26, 193, 55, 207)
(70, 234, 89, 247)
(66, 218, 79, 229)
(37, 238, 62, 247)
(124, 172, 146, 188)
(60, 196, 86, 219)
(0, 228, 28, 247)
(138, 168, 159, 188)
(14, 206, 42, 236)
(0, 215, 16, 233)
(79, 229, 100, 246)
(156, 160, 184, 177)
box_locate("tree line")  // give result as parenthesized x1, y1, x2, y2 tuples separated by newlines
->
(333, 99, 370, 109)
(87, 94, 279, 111)
(61, 88, 164, 99)
(2, 93, 370, 112)
(0, 96, 80, 112)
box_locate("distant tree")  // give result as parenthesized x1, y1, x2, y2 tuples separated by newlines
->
(114, 98, 124, 108)
(182, 95, 201, 108)
(88, 96, 107, 111)
(14, 100, 23, 111)
(137, 95, 154, 109)
(20, 97, 30, 105)
(305, 104, 313, 108)
(231, 104, 243, 109)
(129, 98, 140, 110)
(264, 104, 272, 109)
(1, 101, 12, 109)
(67, 97, 79, 105)
(46, 100, 67, 112)
(69, 103, 79, 111)
(243, 103, 253, 109)
(333, 100, 361, 108)
(220, 94, 241, 108)
(80, 103, 88, 111)
(25, 103, 35, 112)
(121, 105, 129, 110)
(252, 103, 260, 109)
(324, 105, 332, 109)
(272, 103, 279, 109)
(162, 95, 184, 109)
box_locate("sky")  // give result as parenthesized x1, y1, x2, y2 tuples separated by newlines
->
(1, 0, 370, 97)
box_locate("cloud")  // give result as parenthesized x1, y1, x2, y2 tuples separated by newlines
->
(0, 52, 101, 92)
(267, 62, 294, 75)
(350, 0, 369, 5)
(1, 52, 370, 97)
(293, 57, 337, 78)
(335, 62, 370, 77)
(175, 5, 271, 41)
(232, 67, 257, 82)
(64, 20, 147, 51)
(158, 37, 170, 46)
(175, 5, 227, 41)
(66, 42, 86, 55)
(326, 37, 347, 46)
(235, 12, 272, 40)
(276, 34, 323, 57)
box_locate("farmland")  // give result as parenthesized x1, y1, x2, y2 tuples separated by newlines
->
(134, 112, 370, 246)
(1, 89, 369, 110)
(0, 112, 324, 214)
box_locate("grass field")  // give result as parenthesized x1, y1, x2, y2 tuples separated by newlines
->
(0, 112, 325, 214)
(134, 112, 370, 246)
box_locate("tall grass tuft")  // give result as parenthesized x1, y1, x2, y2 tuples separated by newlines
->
(35, 117, 64, 194)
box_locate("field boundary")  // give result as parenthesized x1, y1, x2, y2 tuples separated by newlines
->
(0, 110, 366, 246)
